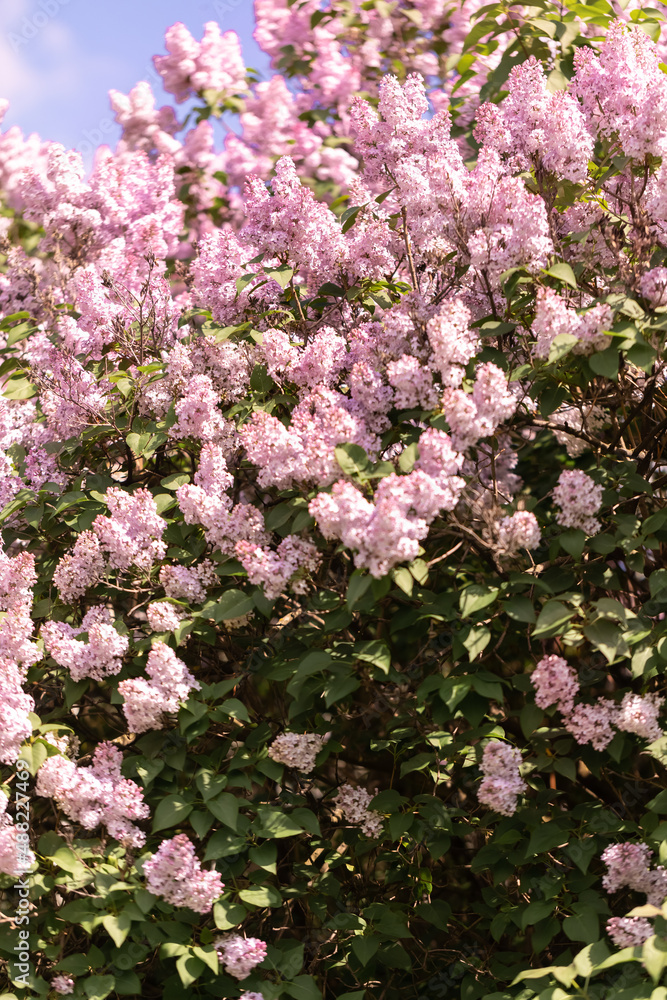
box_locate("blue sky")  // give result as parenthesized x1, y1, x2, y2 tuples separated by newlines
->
(0, 0, 270, 156)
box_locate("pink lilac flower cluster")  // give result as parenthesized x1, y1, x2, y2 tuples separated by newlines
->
(241, 387, 378, 490)
(532, 288, 612, 360)
(159, 560, 218, 604)
(50, 975, 75, 995)
(153, 22, 246, 103)
(443, 363, 517, 451)
(214, 934, 268, 979)
(0, 549, 40, 764)
(474, 56, 593, 183)
(532, 653, 663, 750)
(478, 741, 525, 816)
(118, 642, 199, 733)
(143, 834, 223, 912)
(0, 657, 35, 765)
(531, 655, 580, 716)
(386, 354, 438, 411)
(35, 743, 149, 847)
(552, 469, 604, 535)
(145, 601, 184, 633)
(267, 732, 327, 773)
(310, 430, 464, 577)
(566, 701, 617, 751)
(169, 374, 231, 443)
(573, 18, 667, 160)
(615, 692, 664, 741)
(606, 916, 654, 949)
(235, 536, 321, 601)
(0, 788, 35, 876)
(496, 511, 541, 556)
(109, 81, 180, 158)
(639, 267, 667, 308)
(551, 403, 606, 459)
(334, 784, 383, 837)
(350, 76, 553, 284)
(243, 155, 347, 285)
(41, 606, 128, 682)
(602, 843, 667, 904)
(602, 841, 667, 947)
(93, 488, 166, 573)
(52, 531, 106, 602)
(426, 298, 479, 388)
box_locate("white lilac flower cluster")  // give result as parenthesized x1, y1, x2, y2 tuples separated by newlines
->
(334, 783, 384, 837)
(267, 732, 327, 772)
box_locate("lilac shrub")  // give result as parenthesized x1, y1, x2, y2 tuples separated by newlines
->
(0, 2, 667, 999)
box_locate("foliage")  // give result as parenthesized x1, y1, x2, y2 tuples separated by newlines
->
(1, 2, 667, 1000)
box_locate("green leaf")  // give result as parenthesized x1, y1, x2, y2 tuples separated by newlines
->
(204, 589, 254, 621)
(254, 805, 305, 838)
(335, 442, 370, 478)
(341, 205, 362, 233)
(151, 795, 193, 832)
(19, 741, 46, 776)
(502, 596, 536, 623)
(589, 345, 619, 379)
(520, 899, 555, 929)
(643, 936, 667, 984)
(102, 912, 132, 948)
(191, 945, 219, 975)
(216, 698, 251, 723)
(207, 792, 240, 831)
(323, 672, 360, 707)
(573, 941, 611, 977)
(546, 261, 578, 288)
(459, 584, 499, 618)
(160, 473, 190, 490)
(526, 821, 570, 856)
(213, 899, 247, 930)
(520, 703, 544, 737)
(564, 839, 598, 874)
(351, 936, 380, 966)
(83, 976, 116, 1000)
(559, 528, 587, 559)
(392, 566, 413, 595)
(398, 442, 418, 472)
(532, 600, 573, 638)
(463, 15, 501, 52)
(346, 570, 373, 610)
(126, 431, 167, 457)
(238, 885, 282, 907)
(354, 639, 391, 673)
(176, 955, 205, 988)
(265, 265, 294, 288)
(53, 955, 92, 977)
(236, 272, 257, 294)
(364, 903, 412, 939)
(462, 625, 491, 660)
(195, 770, 227, 801)
(563, 909, 599, 943)
(284, 975, 322, 1000)
(548, 333, 579, 363)
(3, 375, 37, 400)
(249, 842, 278, 873)
(250, 363, 274, 393)
(583, 619, 630, 663)
(626, 339, 656, 371)
(6, 322, 36, 347)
